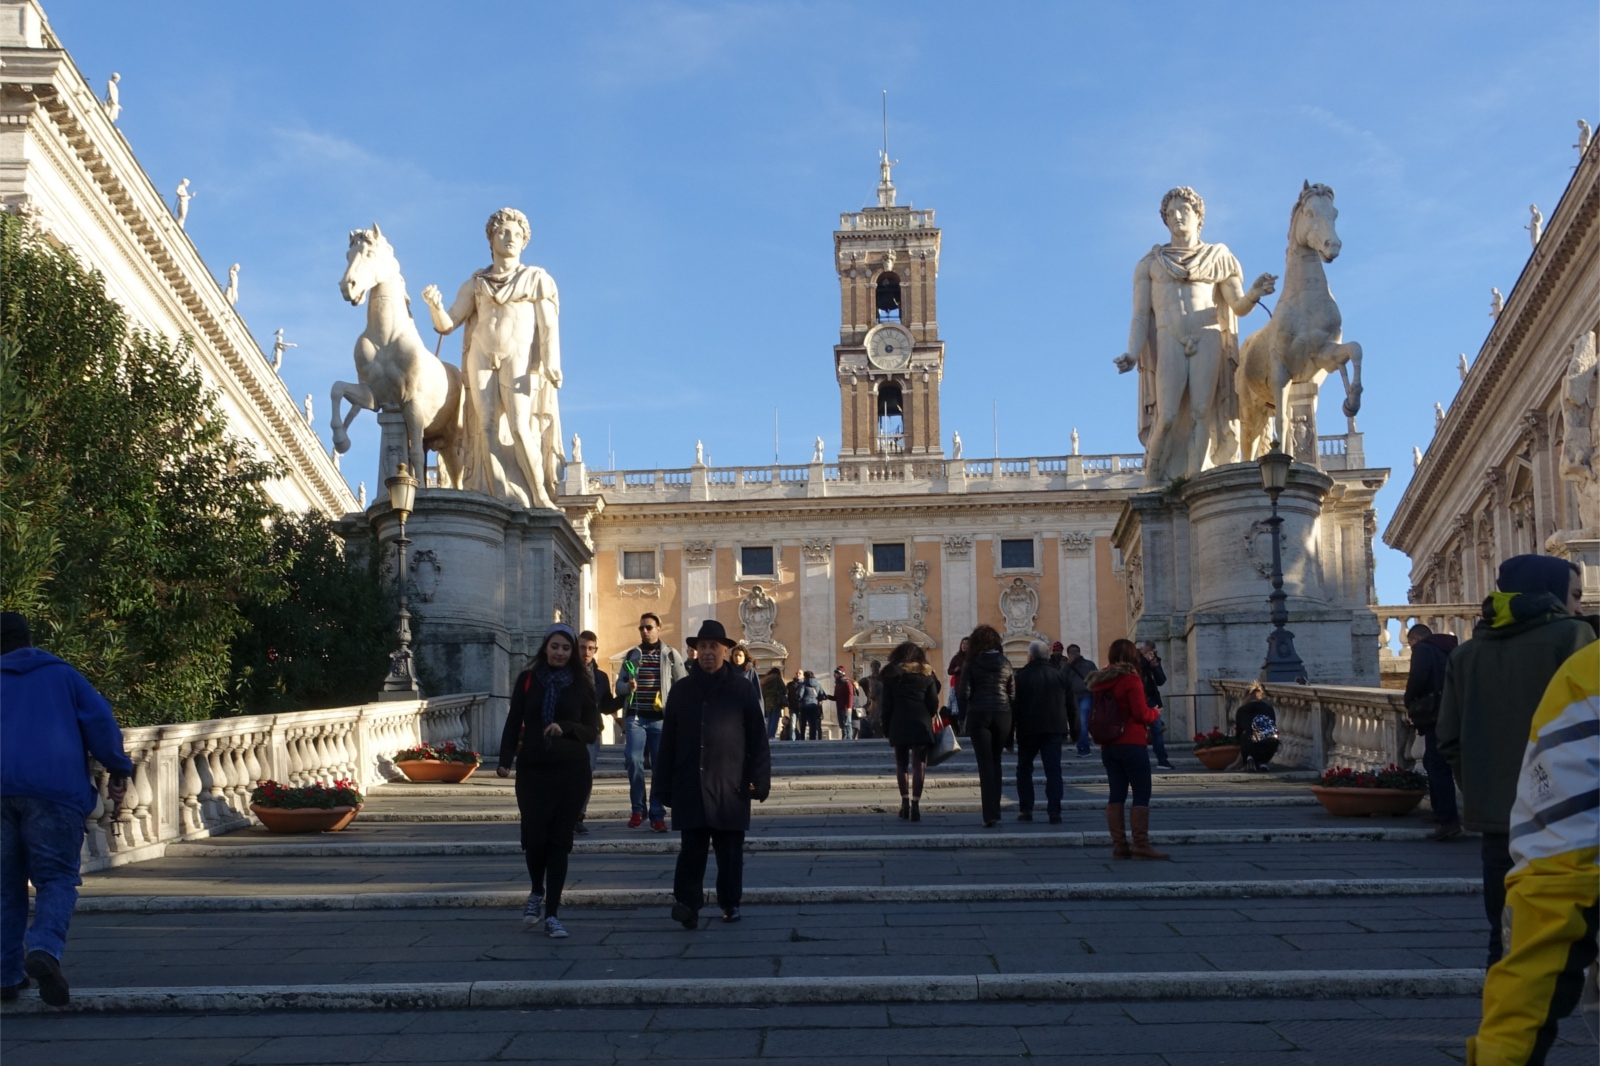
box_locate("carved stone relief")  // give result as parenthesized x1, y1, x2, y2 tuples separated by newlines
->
(408, 549, 441, 603)
(999, 577, 1044, 639)
(943, 534, 973, 558)
(847, 558, 932, 645)
(1243, 520, 1284, 580)
(554, 559, 579, 624)
(682, 540, 715, 565)
(738, 584, 778, 644)
(1060, 531, 1093, 554)
(1126, 550, 1145, 618)
(801, 538, 833, 564)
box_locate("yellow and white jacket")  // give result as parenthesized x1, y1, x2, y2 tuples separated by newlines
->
(1469, 641, 1599, 1065)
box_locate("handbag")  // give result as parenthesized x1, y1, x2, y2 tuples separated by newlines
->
(929, 711, 962, 766)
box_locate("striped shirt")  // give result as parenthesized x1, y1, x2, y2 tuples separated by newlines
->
(631, 645, 663, 717)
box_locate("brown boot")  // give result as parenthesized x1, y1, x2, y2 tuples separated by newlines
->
(1105, 803, 1131, 859)
(1129, 806, 1170, 860)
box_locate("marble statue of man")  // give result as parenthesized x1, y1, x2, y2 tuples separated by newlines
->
(271, 327, 296, 371)
(951, 431, 962, 459)
(1071, 427, 1080, 455)
(1458, 353, 1469, 381)
(1435, 402, 1446, 431)
(1114, 187, 1276, 484)
(423, 208, 563, 510)
(813, 437, 825, 462)
(1412, 446, 1423, 469)
(1556, 328, 1600, 537)
(1526, 205, 1543, 248)
(103, 72, 121, 122)
(571, 433, 582, 465)
(225, 263, 240, 306)
(174, 179, 194, 228)
(1578, 119, 1593, 155)
(1490, 287, 1503, 319)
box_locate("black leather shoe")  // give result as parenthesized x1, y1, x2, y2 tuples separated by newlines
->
(1016, 811, 1033, 822)
(721, 907, 742, 923)
(0, 977, 30, 1002)
(671, 901, 699, 930)
(24, 951, 67, 1007)
(1048, 813, 1062, 824)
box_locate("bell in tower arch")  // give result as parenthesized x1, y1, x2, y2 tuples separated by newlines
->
(875, 272, 902, 322)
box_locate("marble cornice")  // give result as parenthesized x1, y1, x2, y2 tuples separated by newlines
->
(589, 489, 1134, 526)
(1386, 138, 1600, 553)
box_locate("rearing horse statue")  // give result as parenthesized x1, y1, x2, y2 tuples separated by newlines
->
(330, 225, 463, 489)
(1236, 182, 1363, 461)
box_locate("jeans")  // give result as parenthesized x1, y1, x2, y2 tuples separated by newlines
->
(837, 708, 855, 740)
(674, 827, 745, 912)
(1015, 734, 1064, 817)
(1421, 730, 1460, 827)
(1, 795, 86, 985)
(765, 710, 780, 739)
(1074, 696, 1093, 755)
(579, 740, 601, 819)
(624, 716, 665, 821)
(1482, 831, 1515, 966)
(1148, 714, 1169, 765)
(967, 712, 1013, 824)
(1102, 744, 1153, 807)
(798, 707, 823, 740)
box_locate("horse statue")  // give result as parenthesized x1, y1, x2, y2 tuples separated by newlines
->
(330, 224, 464, 489)
(1235, 182, 1363, 462)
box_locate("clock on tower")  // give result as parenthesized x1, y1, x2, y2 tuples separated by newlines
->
(833, 154, 945, 463)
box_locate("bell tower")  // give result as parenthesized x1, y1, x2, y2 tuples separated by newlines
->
(833, 154, 944, 461)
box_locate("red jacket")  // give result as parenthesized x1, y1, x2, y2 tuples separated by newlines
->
(1088, 664, 1160, 747)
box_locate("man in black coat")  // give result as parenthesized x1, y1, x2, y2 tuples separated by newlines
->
(654, 620, 772, 928)
(1405, 623, 1461, 840)
(1012, 641, 1076, 824)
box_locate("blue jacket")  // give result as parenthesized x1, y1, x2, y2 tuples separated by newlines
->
(1, 648, 133, 815)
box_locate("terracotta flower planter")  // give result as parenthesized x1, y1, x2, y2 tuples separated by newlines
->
(396, 759, 479, 783)
(1194, 745, 1240, 771)
(1309, 786, 1426, 818)
(250, 803, 361, 833)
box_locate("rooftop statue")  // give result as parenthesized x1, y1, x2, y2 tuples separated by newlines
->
(224, 263, 239, 306)
(331, 224, 464, 490)
(424, 208, 564, 510)
(1490, 287, 1503, 319)
(1236, 182, 1363, 462)
(1577, 119, 1593, 155)
(272, 328, 296, 372)
(103, 72, 120, 122)
(174, 179, 194, 228)
(1114, 187, 1276, 483)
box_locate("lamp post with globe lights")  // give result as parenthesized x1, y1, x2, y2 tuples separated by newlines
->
(379, 463, 422, 700)
(1257, 446, 1307, 683)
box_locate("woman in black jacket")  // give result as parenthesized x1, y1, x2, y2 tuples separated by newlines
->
(878, 640, 941, 822)
(956, 624, 1015, 827)
(497, 622, 601, 938)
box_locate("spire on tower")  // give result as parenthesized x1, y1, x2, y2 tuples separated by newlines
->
(877, 89, 897, 208)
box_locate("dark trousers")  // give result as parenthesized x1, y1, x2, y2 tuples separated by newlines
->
(0, 796, 85, 985)
(1074, 696, 1093, 755)
(1421, 730, 1460, 827)
(765, 710, 780, 738)
(1015, 733, 1064, 817)
(1481, 831, 1515, 966)
(1102, 743, 1153, 807)
(967, 712, 1012, 823)
(836, 707, 855, 740)
(1148, 714, 1169, 764)
(799, 707, 823, 740)
(674, 827, 745, 912)
(515, 763, 590, 917)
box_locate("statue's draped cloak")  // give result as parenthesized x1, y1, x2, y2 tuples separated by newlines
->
(1134, 242, 1243, 465)
(456, 263, 564, 506)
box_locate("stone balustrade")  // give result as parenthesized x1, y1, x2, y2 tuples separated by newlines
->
(1374, 603, 1481, 686)
(1210, 680, 1414, 772)
(83, 693, 490, 872)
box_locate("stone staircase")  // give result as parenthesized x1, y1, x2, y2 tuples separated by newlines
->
(4, 738, 1594, 1063)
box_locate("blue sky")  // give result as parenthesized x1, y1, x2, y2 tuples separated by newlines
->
(44, 0, 1600, 605)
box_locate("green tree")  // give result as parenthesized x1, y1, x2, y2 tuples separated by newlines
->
(0, 213, 282, 725)
(227, 512, 396, 714)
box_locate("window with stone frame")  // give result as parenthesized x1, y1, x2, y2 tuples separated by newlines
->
(999, 538, 1035, 570)
(740, 545, 775, 577)
(621, 550, 656, 581)
(872, 542, 907, 573)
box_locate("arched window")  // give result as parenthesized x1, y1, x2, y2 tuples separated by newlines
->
(875, 272, 902, 322)
(877, 383, 904, 454)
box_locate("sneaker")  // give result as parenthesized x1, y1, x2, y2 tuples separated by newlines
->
(1156, 762, 1176, 772)
(1428, 823, 1464, 842)
(521, 893, 544, 926)
(628, 813, 644, 829)
(721, 907, 742, 923)
(1016, 811, 1033, 822)
(650, 819, 667, 833)
(574, 820, 589, 835)
(543, 916, 569, 939)
(671, 901, 699, 930)
(0, 977, 30, 1003)
(23, 951, 67, 1007)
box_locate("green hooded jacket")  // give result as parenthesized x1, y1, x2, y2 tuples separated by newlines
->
(1435, 592, 1594, 834)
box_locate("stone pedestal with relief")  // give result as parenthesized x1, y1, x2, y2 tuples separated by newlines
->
(1113, 462, 1380, 733)
(340, 489, 592, 749)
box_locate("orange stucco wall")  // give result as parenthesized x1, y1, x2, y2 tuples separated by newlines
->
(1094, 536, 1129, 662)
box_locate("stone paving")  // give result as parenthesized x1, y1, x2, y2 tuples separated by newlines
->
(3, 739, 1595, 1063)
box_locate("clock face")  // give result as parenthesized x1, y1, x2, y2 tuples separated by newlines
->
(867, 324, 914, 371)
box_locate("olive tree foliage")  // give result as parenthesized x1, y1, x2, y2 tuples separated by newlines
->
(0, 215, 392, 724)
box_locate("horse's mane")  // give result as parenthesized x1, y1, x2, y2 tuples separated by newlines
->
(1288, 183, 1336, 239)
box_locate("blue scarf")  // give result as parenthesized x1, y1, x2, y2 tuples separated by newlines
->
(535, 662, 572, 730)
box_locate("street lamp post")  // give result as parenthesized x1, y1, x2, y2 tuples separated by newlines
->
(379, 462, 422, 700)
(1257, 447, 1306, 683)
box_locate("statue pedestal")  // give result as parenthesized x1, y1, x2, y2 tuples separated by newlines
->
(1549, 536, 1600, 610)
(1114, 462, 1379, 733)
(341, 489, 592, 753)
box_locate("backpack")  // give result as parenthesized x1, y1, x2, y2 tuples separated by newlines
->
(1086, 684, 1128, 745)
